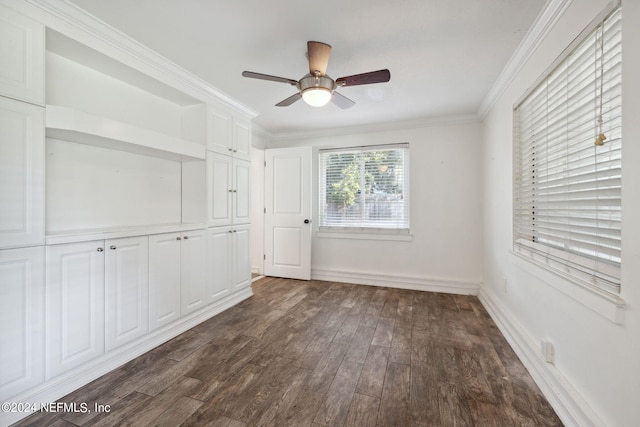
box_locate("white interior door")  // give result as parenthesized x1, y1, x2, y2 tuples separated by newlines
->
(264, 147, 312, 280)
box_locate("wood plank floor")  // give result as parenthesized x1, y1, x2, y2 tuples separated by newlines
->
(14, 277, 563, 426)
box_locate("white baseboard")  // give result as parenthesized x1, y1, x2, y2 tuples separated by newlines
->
(478, 284, 605, 427)
(1, 288, 253, 426)
(311, 268, 480, 295)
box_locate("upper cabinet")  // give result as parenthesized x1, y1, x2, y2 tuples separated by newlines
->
(0, 97, 44, 249)
(207, 103, 252, 160)
(0, 4, 45, 105)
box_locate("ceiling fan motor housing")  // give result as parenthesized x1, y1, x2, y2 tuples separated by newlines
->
(297, 74, 336, 93)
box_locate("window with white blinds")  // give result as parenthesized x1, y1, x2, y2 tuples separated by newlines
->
(319, 144, 409, 231)
(513, 6, 622, 294)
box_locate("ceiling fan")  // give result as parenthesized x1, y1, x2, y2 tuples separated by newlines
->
(242, 41, 390, 109)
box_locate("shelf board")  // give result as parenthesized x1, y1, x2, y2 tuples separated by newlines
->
(46, 105, 206, 161)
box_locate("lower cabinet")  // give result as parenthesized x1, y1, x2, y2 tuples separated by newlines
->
(148, 233, 182, 331)
(207, 224, 251, 297)
(0, 246, 45, 400)
(232, 224, 252, 291)
(148, 229, 207, 331)
(105, 236, 149, 352)
(46, 241, 105, 379)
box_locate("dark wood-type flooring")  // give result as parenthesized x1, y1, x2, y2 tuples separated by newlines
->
(14, 277, 563, 427)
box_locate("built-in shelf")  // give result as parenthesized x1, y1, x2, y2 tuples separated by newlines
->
(45, 105, 206, 161)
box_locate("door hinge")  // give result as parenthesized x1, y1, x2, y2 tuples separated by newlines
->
(263, 254, 266, 260)
(264, 207, 266, 213)
(264, 161, 267, 167)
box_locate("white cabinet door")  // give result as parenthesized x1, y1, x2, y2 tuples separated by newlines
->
(0, 5, 44, 105)
(180, 229, 207, 315)
(0, 97, 44, 249)
(207, 152, 233, 227)
(233, 224, 251, 291)
(46, 241, 105, 379)
(148, 233, 181, 331)
(206, 105, 252, 160)
(206, 226, 232, 302)
(0, 246, 44, 399)
(105, 236, 149, 351)
(233, 119, 251, 160)
(207, 107, 232, 154)
(233, 159, 251, 225)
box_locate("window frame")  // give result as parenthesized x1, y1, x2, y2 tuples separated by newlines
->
(318, 143, 410, 236)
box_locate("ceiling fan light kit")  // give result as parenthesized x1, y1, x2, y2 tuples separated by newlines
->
(242, 41, 390, 109)
(299, 74, 334, 107)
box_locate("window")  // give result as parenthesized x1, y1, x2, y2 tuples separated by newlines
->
(513, 6, 622, 294)
(319, 144, 409, 233)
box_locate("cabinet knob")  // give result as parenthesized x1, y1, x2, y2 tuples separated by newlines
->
(183, 236, 189, 240)
(233, 149, 237, 153)
(110, 245, 117, 250)
(97, 248, 104, 252)
(176, 237, 182, 240)
(228, 148, 233, 152)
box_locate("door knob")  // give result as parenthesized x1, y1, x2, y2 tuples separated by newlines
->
(304, 219, 310, 224)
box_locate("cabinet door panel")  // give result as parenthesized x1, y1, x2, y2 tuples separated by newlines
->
(233, 225, 251, 291)
(181, 230, 207, 315)
(233, 119, 251, 160)
(0, 246, 44, 399)
(207, 152, 233, 227)
(207, 108, 232, 154)
(46, 241, 105, 379)
(207, 226, 232, 302)
(233, 159, 251, 224)
(148, 233, 181, 331)
(0, 97, 44, 249)
(0, 5, 44, 104)
(105, 236, 149, 351)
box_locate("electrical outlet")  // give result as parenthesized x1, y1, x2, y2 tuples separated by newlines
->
(541, 339, 555, 365)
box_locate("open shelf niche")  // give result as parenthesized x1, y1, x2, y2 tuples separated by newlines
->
(44, 29, 208, 241)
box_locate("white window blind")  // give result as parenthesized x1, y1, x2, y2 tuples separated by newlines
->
(513, 6, 622, 294)
(319, 144, 409, 231)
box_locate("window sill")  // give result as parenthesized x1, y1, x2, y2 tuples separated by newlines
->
(509, 250, 625, 325)
(316, 231, 413, 242)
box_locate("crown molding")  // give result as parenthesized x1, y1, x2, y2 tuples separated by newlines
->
(23, 0, 258, 118)
(477, 0, 573, 119)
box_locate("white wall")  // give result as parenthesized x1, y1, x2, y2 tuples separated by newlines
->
(481, 1, 640, 426)
(270, 119, 483, 293)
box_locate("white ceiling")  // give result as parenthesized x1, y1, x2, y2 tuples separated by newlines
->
(67, 0, 547, 136)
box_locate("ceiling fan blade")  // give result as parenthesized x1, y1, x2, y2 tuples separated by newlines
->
(242, 71, 297, 86)
(331, 91, 355, 109)
(336, 69, 391, 87)
(276, 93, 302, 107)
(307, 41, 332, 76)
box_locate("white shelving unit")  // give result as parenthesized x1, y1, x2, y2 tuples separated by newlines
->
(0, 2, 257, 425)
(45, 105, 206, 162)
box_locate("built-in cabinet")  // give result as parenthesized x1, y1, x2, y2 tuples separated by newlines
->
(0, 246, 45, 398)
(207, 104, 252, 160)
(0, 3, 254, 423)
(105, 236, 149, 352)
(207, 152, 251, 227)
(207, 224, 252, 297)
(0, 82, 45, 250)
(149, 229, 207, 331)
(46, 241, 106, 379)
(0, 3, 45, 105)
